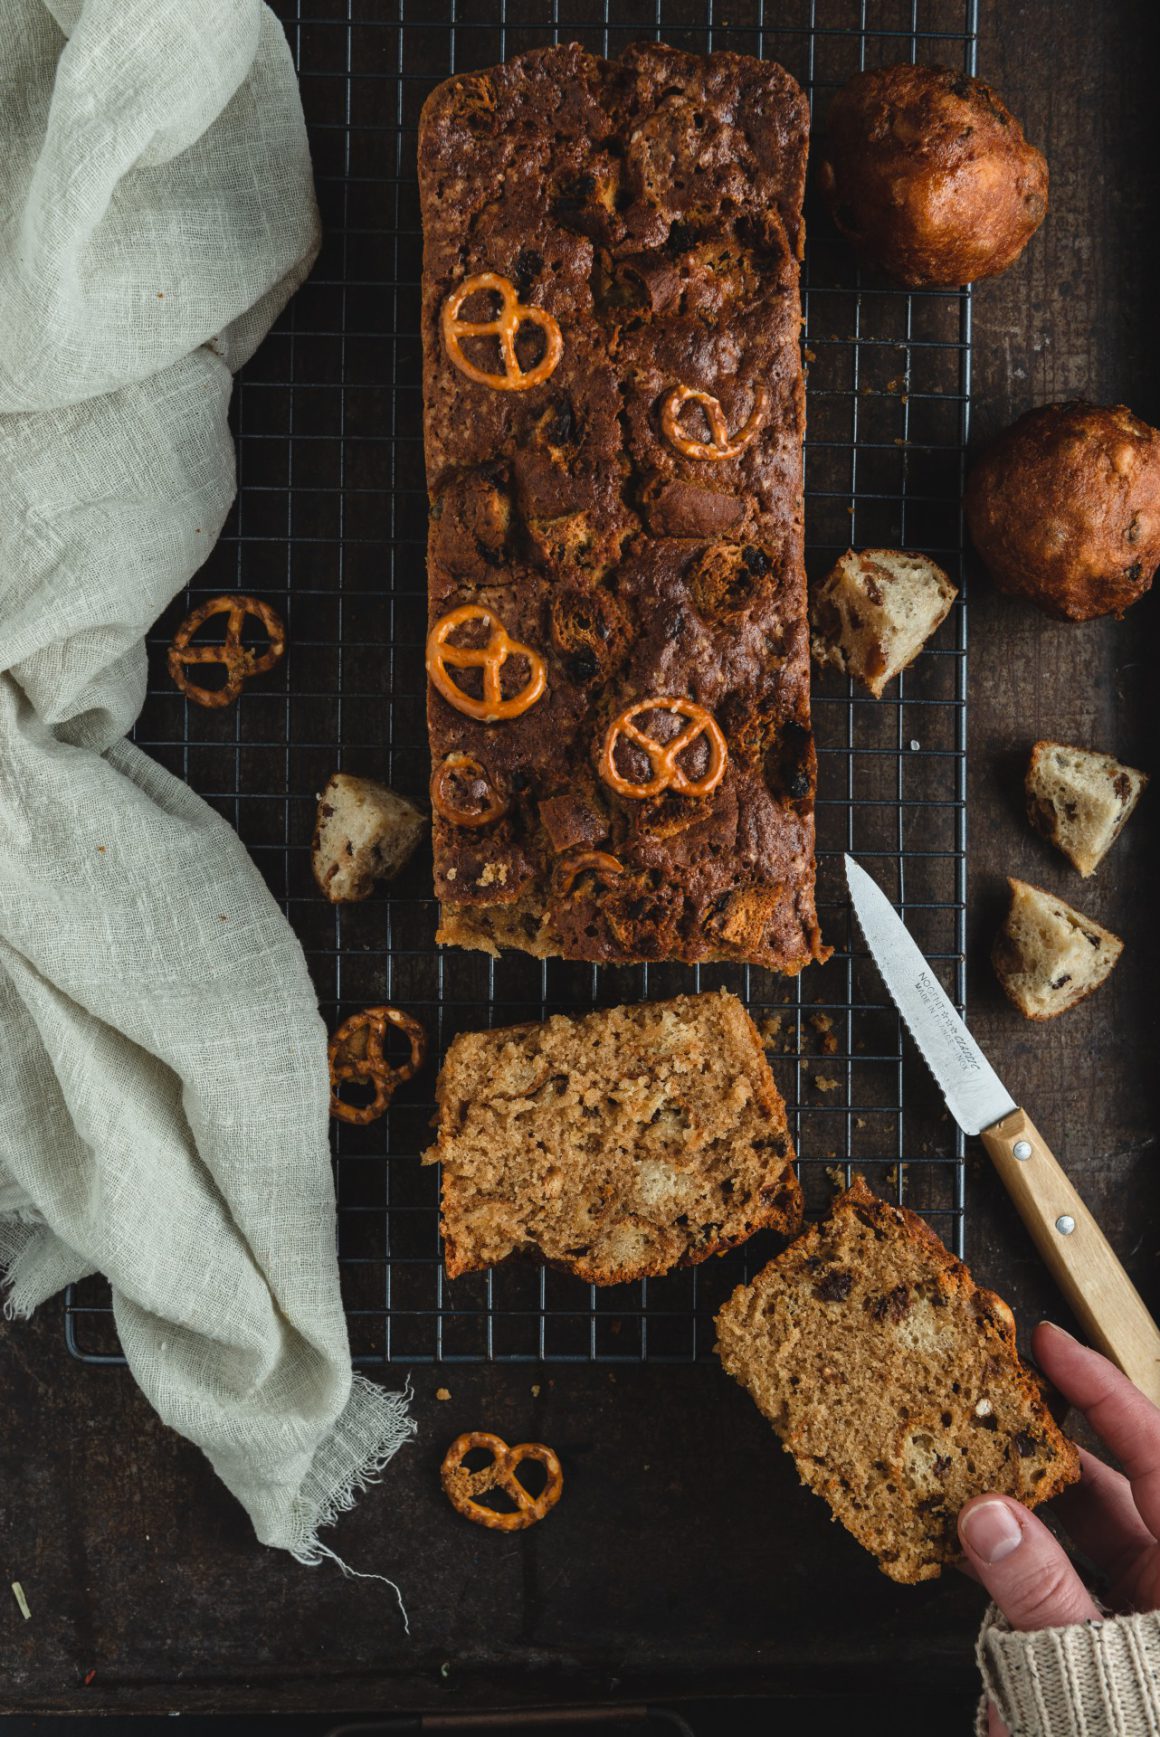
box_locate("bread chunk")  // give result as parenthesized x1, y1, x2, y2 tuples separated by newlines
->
(810, 549, 957, 697)
(419, 44, 826, 974)
(312, 773, 426, 903)
(1026, 740, 1148, 877)
(992, 878, 1123, 1020)
(424, 989, 802, 1284)
(715, 1178, 1079, 1583)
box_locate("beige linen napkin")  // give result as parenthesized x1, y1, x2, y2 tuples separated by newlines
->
(0, 0, 414, 1582)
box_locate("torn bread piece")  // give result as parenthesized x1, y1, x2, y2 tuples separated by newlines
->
(1026, 740, 1148, 878)
(715, 1177, 1079, 1583)
(992, 877, 1123, 1020)
(810, 548, 957, 697)
(424, 989, 802, 1284)
(312, 773, 426, 903)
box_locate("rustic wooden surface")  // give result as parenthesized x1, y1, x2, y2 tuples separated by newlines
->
(3, 0, 1158, 1717)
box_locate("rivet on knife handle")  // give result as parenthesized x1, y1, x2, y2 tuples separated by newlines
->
(981, 1108, 1160, 1407)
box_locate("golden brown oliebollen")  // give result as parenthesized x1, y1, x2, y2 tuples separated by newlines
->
(423, 990, 802, 1285)
(417, 42, 827, 971)
(716, 1178, 1080, 1583)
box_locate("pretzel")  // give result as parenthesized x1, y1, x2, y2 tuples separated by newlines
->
(167, 595, 285, 708)
(553, 849, 624, 899)
(661, 384, 769, 460)
(328, 1006, 427, 1126)
(430, 753, 508, 828)
(427, 604, 547, 723)
(440, 1431, 564, 1532)
(600, 699, 728, 800)
(442, 272, 563, 391)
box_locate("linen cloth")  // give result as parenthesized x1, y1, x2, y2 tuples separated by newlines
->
(0, 0, 414, 1565)
(976, 1604, 1160, 1735)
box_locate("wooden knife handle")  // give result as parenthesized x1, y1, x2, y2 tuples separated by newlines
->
(981, 1108, 1160, 1407)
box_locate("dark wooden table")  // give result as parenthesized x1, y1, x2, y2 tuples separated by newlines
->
(4, 0, 1158, 1719)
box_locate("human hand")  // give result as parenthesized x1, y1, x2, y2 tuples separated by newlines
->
(958, 1321, 1160, 1737)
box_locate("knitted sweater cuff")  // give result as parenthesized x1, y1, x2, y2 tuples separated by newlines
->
(975, 1601, 1160, 1736)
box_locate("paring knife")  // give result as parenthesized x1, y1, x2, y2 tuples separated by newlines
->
(844, 853, 1160, 1407)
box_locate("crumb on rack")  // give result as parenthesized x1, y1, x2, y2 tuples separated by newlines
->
(808, 1012, 839, 1055)
(814, 1074, 841, 1094)
(435, 1386, 451, 1402)
(531, 1383, 541, 1398)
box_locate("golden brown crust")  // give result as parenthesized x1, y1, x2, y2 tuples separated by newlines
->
(418, 42, 825, 974)
(715, 1177, 1080, 1583)
(965, 402, 1160, 621)
(817, 64, 1048, 288)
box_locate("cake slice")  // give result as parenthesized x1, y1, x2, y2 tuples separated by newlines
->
(715, 1178, 1079, 1584)
(424, 989, 802, 1284)
(810, 549, 957, 697)
(992, 878, 1123, 1020)
(1026, 740, 1148, 877)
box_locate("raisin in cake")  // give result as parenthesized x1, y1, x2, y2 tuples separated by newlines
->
(715, 1178, 1079, 1583)
(424, 989, 802, 1284)
(419, 44, 825, 972)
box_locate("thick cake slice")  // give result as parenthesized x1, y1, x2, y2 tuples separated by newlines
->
(418, 43, 826, 972)
(423, 989, 802, 1284)
(715, 1178, 1079, 1583)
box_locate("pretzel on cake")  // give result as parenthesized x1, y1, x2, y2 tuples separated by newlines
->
(426, 604, 547, 723)
(442, 272, 563, 391)
(440, 1431, 564, 1531)
(661, 384, 768, 460)
(430, 753, 508, 828)
(599, 698, 728, 800)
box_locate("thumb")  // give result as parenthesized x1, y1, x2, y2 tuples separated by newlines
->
(958, 1494, 1101, 1631)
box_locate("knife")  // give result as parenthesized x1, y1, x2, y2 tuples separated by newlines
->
(845, 853, 1160, 1406)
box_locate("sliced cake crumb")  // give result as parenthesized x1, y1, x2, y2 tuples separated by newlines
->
(1026, 739, 1147, 877)
(425, 990, 802, 1285)
(992, 878, 1123, 1020)
(715, 1177, 1079, 1583)
(810, 548, 957, 697)
(312, 772, 426, 902)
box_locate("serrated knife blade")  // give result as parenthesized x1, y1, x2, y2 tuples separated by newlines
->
(844, 854, 1015, 1137)
(843, 852, 1160, 1403)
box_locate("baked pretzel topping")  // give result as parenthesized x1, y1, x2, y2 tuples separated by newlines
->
(442, 272, 563, 391)
(167, 595, 285, 708)
(441, 1431, 564, 1532)
(661, 384, 769, 461)
(427, 604, 546, 723)
(553, 849, 625, 898)
(328, 1006, 427, 1126)
(600, 699, 728, 799)
(430, 752, 508, 828)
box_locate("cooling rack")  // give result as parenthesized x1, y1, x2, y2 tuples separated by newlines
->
(65, 0, 977, 1367)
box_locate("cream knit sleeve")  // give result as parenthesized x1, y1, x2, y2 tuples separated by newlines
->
(975, 1602, 1160, 1736)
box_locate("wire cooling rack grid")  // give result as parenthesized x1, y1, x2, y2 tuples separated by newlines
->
(65, 0, 977, 1366)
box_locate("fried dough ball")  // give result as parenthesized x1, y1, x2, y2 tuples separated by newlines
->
(965, 402, 1160, 621)
(817, 64, 1048, 288)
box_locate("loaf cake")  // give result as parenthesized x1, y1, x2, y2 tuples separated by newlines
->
(992, 877, 1123, 1020)
(715, 1178, 1079, 1583)
(312, 773, 426, 902)
(1025, 740, 1148, 877)
(810, 548, 957, 696)
(418, 43, 826, 972)
(423, 989, 802, 1284)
